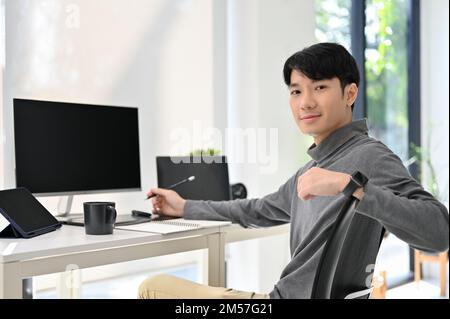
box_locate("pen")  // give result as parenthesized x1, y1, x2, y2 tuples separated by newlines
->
(145, 175, 195, 200)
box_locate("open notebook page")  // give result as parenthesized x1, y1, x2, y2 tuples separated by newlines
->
(115, 218, 231, 234)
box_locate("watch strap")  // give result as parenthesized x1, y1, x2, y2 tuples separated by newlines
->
(343, 171, 367, 197)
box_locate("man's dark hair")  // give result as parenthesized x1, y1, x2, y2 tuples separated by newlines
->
(283, 42, 360, 110)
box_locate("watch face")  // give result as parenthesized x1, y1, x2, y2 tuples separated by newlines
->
(353, 171, 368, 186)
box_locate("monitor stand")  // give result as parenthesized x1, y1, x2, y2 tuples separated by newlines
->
(55, 195, 151, 226)
(57, 195, 74, 217)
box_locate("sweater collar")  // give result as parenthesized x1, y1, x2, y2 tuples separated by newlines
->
(307, 119, 369, 162)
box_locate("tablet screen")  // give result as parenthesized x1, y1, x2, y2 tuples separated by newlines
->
(0, 188, 60, 234)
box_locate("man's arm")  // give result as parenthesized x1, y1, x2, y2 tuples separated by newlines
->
(354, 151, 449, 253)
(296, 153, 448, 253)
(183, 174, 298, 228)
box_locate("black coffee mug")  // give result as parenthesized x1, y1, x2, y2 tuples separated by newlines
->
(83, 202, 117, 235)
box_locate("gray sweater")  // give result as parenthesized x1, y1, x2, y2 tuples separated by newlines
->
(184, 119, 449, 298)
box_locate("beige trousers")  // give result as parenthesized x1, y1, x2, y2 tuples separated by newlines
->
(138, 274, 270, 299)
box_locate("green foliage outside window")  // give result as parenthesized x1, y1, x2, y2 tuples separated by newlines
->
(365, 0, 408, 160)
(409, 129, 449, 203)
(315, 0, 351, 50)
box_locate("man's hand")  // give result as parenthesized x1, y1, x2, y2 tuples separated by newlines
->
(147, 188, 186, 217)
(297, 167, 352, 201)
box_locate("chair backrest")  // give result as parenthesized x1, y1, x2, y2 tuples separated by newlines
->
(311, 197, 385, 299)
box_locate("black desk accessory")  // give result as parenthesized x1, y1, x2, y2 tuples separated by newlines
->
(0, 187, 61, 238)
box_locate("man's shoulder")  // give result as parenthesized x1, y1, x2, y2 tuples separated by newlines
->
(350, 136, 410, 178)
(343, 135, 403, 170)
(351, 135, 394, 156)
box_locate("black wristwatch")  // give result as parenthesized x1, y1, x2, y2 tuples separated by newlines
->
(342, 171, 368, 198)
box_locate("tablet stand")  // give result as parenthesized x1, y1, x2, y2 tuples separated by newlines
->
(0, 223, 25, 238)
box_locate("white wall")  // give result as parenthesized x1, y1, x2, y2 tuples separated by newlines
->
(420, 0, 449, 279)
(0, 1, 4, 189)
(2, 0, 220, 292)
(225, 0, 315, 293)
(3, 0, 217, 214)
(420, 0, 449, 207)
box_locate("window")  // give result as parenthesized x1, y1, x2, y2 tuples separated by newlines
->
(365, 0, 409, 161)
(315, 0, 419, 286)
(315, 0, 351, 51)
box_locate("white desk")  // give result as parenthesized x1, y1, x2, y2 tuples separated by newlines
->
(0, 224, 229, 299)
(0, 222, 290, 299)
(223, 223, 290, 244)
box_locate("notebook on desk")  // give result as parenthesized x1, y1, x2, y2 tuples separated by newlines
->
(116, 218, 231, 235)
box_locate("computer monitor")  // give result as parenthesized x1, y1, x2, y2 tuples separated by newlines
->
(156, 156, 231, 201)
(13, 98, 143, 222)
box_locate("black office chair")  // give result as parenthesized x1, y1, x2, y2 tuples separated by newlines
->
(311, 197, 385, 299)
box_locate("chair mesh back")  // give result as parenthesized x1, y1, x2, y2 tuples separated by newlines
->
(311, 197, 384, 299)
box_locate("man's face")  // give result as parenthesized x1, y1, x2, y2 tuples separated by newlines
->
(288, 70, 357, 145)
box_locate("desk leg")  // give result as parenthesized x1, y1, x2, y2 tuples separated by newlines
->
(23, 278, 33, 299)
(0, 262, 23, 299)
(56, 266, 82, 299)
(207, 232, 225, 287)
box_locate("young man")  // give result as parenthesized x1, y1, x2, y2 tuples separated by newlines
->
(139, 43, 449, 299)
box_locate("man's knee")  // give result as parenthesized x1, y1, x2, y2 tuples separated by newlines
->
(138, 274, 175, 299)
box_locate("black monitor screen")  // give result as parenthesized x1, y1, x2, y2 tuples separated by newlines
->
(156, 156, 231, 201)
(13, 99, 141, 195)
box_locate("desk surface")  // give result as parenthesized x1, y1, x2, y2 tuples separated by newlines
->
(1, 222, 289, 298)
(1, 223, 230, 298)
(0, 223, 228, 263)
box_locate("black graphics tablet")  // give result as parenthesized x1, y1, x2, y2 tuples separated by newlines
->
(0, 187, 61, 238)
